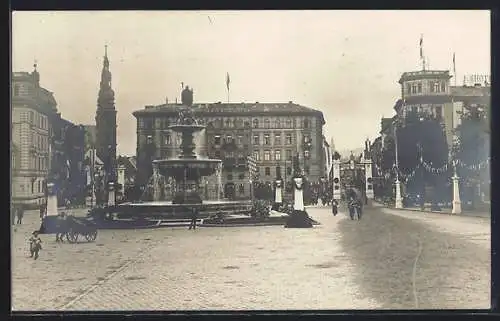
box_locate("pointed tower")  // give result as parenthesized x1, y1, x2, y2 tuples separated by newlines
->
(95, 45, 117, 183)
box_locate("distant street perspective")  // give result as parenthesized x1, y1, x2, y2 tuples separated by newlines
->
(11, 11, 490, 311)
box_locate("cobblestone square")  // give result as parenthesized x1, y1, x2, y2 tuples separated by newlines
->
(12, 206, 490, 311)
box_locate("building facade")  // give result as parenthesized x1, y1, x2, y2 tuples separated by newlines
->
(95, 46, 117, 184)
(133, 100, 326, 200)
(11, 66, 56, 207)
(396, 70, 490, 153)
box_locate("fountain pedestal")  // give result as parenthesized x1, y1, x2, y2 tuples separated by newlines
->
(272, 179, 283, 211)
(46, 182, 58, 217)
(452, 166, 462, 214)
(285, 177, 312, 228)
(108, 182, 116, 206)
(39, 182, 59, 234)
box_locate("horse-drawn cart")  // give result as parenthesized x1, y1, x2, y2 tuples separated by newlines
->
(40, 215, 98, 243)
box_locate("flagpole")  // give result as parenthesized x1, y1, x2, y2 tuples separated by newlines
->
(226, 72, 230, 103)
(453, 53, 457, 86)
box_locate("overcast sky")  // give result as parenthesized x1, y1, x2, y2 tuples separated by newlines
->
(12, 10, 490, 156)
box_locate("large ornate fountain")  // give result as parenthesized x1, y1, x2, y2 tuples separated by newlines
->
(154, 87, 221, 204)
(103, 85, 251, 220)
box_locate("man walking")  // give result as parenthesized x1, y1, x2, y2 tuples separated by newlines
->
(188, 207, 198, 230)
(16, 204, 24, 225)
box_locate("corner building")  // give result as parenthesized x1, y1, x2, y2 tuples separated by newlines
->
(11, 67, 55, 207)
(133, 101, 325, 200)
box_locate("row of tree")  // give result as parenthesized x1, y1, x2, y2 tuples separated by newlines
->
(372, 104, 489, 207)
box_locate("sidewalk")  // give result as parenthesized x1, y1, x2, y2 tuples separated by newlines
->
(373, 201, 490, 219)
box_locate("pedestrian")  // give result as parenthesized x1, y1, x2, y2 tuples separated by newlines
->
(332, 199, 338, 216)
(56, 211, 68, 242)
(29, 230, 42, 260)
(16, 204, 24, 225)
(11, 204, 17, 226)
(188, 207, 198, 230)
(39, 202, 46, 220)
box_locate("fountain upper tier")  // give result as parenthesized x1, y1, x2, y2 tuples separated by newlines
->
(153, 158, 221, 180)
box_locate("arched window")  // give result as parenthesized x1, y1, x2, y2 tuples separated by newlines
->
(252, 119, 259, 128)
(304, 119, 310, 128)
(265, 167, 271, 176)
(286, 118, 292, 128)
(275, 119, 281, 128)
(264, 119, 270, 129)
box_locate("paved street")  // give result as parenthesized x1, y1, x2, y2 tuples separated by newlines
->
(12, 205, 490, 311)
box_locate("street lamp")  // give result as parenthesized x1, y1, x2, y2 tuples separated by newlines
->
(393, 120, 403, 209)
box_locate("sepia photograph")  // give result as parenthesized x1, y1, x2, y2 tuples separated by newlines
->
(11, 10, 491, 311)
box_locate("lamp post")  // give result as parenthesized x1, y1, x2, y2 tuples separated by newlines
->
(393, 120, 403, 209)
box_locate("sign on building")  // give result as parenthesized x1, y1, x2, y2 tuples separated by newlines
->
(463, 74, 490, 86)
(247, 156, 258, 181)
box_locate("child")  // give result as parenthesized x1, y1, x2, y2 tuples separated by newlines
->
(29, 231, 42, 260)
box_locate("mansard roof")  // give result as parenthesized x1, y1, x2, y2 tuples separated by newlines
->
(133, 101, 325, 124)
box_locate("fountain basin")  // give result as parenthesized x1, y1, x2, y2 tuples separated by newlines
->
(102, 200, 253, 220)
(154, 158, 221, 178)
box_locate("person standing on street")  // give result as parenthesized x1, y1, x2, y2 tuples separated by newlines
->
(188, 207, 198, 230)
(39, 202, 46, 220)
(16, 204, 24, 225)
(11, 204, 17, 226)
(29, 230, 42, 260)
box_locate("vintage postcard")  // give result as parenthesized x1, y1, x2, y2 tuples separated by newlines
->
(11, 10, 491, 311)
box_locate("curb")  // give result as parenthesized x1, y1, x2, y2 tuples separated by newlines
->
(374, 202, 490, 219)
(200, 221, 286, 227)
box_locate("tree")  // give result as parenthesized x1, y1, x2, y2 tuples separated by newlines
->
(394, 111, 449, 204)
(454, 105, 490, 207)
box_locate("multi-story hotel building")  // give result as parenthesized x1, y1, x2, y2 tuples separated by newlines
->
(133, 99, 326, 200)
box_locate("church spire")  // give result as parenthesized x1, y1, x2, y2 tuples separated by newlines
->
(97, 44, 115, 109)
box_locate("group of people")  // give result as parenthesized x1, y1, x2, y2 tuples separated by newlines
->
(331, 189, 364, 220)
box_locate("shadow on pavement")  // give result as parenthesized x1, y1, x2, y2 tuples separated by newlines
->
(337, 206, 490, 309)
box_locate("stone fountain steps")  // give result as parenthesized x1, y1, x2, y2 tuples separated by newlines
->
(156, 219, 204, 227)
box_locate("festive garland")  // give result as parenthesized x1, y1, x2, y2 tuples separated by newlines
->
(419, 157, 490, 174)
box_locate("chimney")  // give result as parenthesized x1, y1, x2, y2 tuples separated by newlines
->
(255, 101, 259, 104)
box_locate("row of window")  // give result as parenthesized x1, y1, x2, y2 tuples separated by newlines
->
(252, 149, 311, 161)
(139, 117, 315, 130)
(159, 132, 311, 148)
(406, 80, 447, 95)
(33, 156, 48, 171)
(404, 105, 443, 119)
(260, 166, 310, 177)
(31, 132, 49, 151)
(22, 111, 48, 130)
